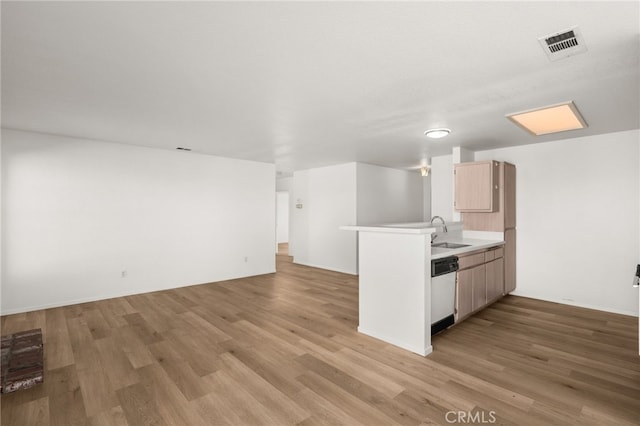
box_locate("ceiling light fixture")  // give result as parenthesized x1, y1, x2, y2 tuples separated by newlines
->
(420, 166, 430, 177)
(506, 101, 587, 136)
(424, 128, 451, 139)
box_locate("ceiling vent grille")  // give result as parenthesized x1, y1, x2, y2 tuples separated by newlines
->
(538, 27, 587, 61)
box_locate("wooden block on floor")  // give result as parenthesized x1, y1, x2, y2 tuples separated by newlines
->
(1, 328, 44, 393)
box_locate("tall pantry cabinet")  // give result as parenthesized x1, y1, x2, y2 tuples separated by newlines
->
(455, 161, 516, 294)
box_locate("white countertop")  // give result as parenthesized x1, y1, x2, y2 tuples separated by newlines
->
(340, 221, 503, 259)
(340, 222, 438, 234)
(431, 238, 505, 260)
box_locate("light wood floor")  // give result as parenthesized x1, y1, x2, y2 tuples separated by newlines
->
(1, 252, 639, 425)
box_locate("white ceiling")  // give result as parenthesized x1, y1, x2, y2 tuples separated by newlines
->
(2, 1, 639, 175)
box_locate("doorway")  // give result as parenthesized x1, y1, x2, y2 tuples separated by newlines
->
(276, 191, 289, 255)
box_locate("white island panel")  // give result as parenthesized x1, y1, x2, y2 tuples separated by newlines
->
(357, 231, 432, 356)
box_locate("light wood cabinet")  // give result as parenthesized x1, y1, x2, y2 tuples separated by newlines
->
(454, 161, 499, 212)
(471, 264, 487, 311)
(456, 246, 504, 322)
(462, 162, 515, 232)
(456, 268, 473, 321)
(458, 252, 485, 270)
(461, 161, 516, 296)
(486, 257, 504, 302)
(504, 229, 516, 293)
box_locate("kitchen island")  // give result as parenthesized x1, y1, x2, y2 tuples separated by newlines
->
(341, 222, 503, 356)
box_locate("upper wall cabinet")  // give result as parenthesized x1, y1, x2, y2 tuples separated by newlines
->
(454, 160, 499, 212)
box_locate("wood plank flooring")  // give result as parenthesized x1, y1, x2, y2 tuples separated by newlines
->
(1, 251, 638, 425)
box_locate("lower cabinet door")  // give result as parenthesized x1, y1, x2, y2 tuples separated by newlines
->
(456, 269, 473, 321)
(471, 264, 487, 311)
(504, 229, 516, 293)
(486, 258, 504, 302)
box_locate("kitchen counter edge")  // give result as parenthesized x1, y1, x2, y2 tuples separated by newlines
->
(431, 239, 505, 260)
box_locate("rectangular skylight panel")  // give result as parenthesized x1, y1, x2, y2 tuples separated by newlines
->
(506, 101, 587, 136)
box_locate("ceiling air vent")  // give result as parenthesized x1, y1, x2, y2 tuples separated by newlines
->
(538, 26, 587, 61)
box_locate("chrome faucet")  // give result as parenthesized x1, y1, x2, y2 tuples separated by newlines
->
(430, 216, 448, 233)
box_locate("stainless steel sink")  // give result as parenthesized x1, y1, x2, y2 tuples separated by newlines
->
(431, 242, 470, 249)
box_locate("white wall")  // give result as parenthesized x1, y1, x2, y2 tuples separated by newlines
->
(276, 191, 289, 244)
(1, 129, 276, 314)
(276, 176, 293, 192)
(276, 177, 293, 250)
(0, 137, 3, 312)
(290, 162, 424, 275)
(475, 129, 639, 316)
(356, 163, 423, 225)
(289, 173, 307, 261)
(422, 174, 431, 222)
(451, 147, 475, 222)
(290, 163, 358, 274)
(430, 154, 454, 222)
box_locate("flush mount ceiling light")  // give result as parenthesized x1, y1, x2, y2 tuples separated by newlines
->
(506, 101, 587, 136)
(424, 128, 451, 139)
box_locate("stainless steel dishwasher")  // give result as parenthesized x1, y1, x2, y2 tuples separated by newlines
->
(431, 255, 458, 335)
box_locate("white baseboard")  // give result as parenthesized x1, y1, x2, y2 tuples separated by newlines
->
(508, 291, 638, 317)
(358, 326, 432, 357)
(1, 293, 138, 316)
(292, 259, 357, 276)
(0, 269, 277, 316)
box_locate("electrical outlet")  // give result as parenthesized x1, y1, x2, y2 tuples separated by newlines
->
(244, 257, 248, 263)
(121, 271, 127, 278)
